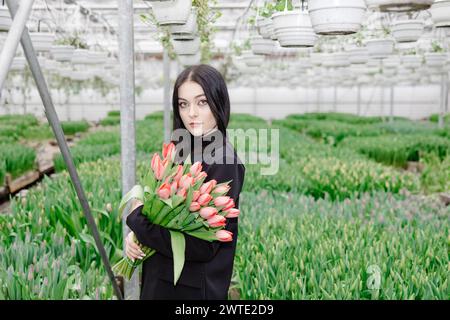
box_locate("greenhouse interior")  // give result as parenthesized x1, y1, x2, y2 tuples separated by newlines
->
(0, 0, 449, 302)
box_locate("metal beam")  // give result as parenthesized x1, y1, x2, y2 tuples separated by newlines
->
(117, 0, 138, 300)
(5, 0, 123, 300)
(163, 49, 171, 143)
(0, 0, 34, 91)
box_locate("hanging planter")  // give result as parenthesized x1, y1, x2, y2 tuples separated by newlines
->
(0, 6, 11, 32)
(365, 38, 395, 59)
(241, 50, 265, 67)
(250, 35, 275, 55)
(178, 51, 201, 66)
(401, 54, 422, 69)
(391, 19, 424, 43)
(322, 52, 350, 68)
(271, 10, 317, 48)
(257, 17, 273, 39)
(172, 37, 200, 55)
(424, 52, 447, 68)
(170, 7, 198, 40)
(347, 46, 369, 64)
(151, 0, 191, 26)
(71, 49, 90, 65)
(10, 57, 26, 71)
(429, 0, 450, 28)
(30, 32, 55, 52)
(365, 0, 434, 12)
(51, 45, 75, 62)
(308, 0, 367, 35)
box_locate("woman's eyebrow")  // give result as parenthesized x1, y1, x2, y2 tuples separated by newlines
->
(178, 94, 205, 101)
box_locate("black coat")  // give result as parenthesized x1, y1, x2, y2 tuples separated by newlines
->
(126, 132, 245, 300)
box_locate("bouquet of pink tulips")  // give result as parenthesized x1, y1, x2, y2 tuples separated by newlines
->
(112, 142, 240, 284)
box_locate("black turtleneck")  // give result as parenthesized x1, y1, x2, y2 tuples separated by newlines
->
(126, 128, 245, 300)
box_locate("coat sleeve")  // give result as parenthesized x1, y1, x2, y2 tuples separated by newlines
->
(126, 162, 245, 263)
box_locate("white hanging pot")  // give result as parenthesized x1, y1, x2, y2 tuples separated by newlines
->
(178, 51, 201, 66)
(365, 38, 395, 59)
(241, 50, 265, 67)
(173, 37, 200, 55)
(424, 52, 447, 68)
(51, 45, 75, 62)
(322, 52, 350, 68)
(250, 35, 275, 55)
(391, 19, 424, 43)
(170, 7, 197, 40)
(271, 10, 317, 48)
(30, 32, 55, 52)
(365, 0, 434, 12)
(89, 51, 108, 64)
(401, 54, 422, 69)
(71, 49, 90, 65)
(429, 0, 450, 28)
(257, 17, 273, 39)
(308, 0, 367, 35)
(310, 52, 325, 66)
(382, 55, 400, 68)
(347, 46, 369, 64)
(0, 6, 11, 32)
(151, 0, 191, 26)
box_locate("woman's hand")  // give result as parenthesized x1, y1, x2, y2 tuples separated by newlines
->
(125, 231, 146, 262)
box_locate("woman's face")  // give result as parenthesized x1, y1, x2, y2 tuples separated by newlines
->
(178, 80, 218, 137)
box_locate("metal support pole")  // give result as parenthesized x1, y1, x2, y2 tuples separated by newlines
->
(357, 84, 361, 116)
(333, 85, 337, 112)
(317, 86, 321, 112)
(0, 0, 34, 91)
(163, 50, 171, 143)
(5, 0, 123, 300)
(438, 74, 446, 129)
(389, 84, 394, 123)
(118, 0, 138, 300)
(380, 85, 384, 120)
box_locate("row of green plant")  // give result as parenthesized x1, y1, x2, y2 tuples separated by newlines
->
(0, 143, 36, 183)
(340, 134, 450, 168)
(235, 190, 448, 299)
(99, 110, 120, 127)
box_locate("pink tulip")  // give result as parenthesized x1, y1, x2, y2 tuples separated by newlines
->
(197, 193, 213, 206)
(199, 207, 217, 219)
(207, 214, 226, 227)
(177, 187, 187, 199)
(200, 180, 217, 195)
(223, 198, 235, 211)
(172, 165, 183, 182)
(170, 181, 178, 195)
(213, 196, 231, 208)
(151, 153, 164, 180)
(189, 202, 200, 212)
(192, 190, 200, 202)
(180, 174, 194, 190)
(224, 208, 240, 218)
(162, 142, 176, 162)
(195, 171, 207, 182)
(212, 184, 231, 194)
(190, 162, 203, 177)
(216, 230, 233, 242)
(157, 183, 171, 200)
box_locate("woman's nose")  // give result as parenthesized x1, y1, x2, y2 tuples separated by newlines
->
(189, 104, 199, 117)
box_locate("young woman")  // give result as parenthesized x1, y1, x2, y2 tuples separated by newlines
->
(125, 64, 246, 300)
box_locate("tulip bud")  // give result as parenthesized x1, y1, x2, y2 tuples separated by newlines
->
(216, 230, 233, 242)
(157, 183, 171, 200)
(199, 207, 217, 219)
(163, 142, 176, 162)
(195, 171, 207, 182)
(224, 208, 240, 218)
(192, 190, 201, 202)
(151, 153, 164, 180)
(189, 202, 200, 212)
(200, 180, 217, 195)
(177, 187, 187, 199)
(213, 196, 231, 208)
(212, 184, 231, 195)
(180, 174, 194, 190)
(170, 181, 178, 195)
(190, 162, 203, 177)
(197, 193, 213, 206)
(223, 198, 235, 211)
(207, 214, 226, 227)
(173, 165, 183, 182)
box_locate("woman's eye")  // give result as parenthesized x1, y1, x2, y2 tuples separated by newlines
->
(179, 102, 187, 108)
(198, 99, 208, 106)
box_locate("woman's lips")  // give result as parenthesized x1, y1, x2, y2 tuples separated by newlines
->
(189, 122, 202, 127)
